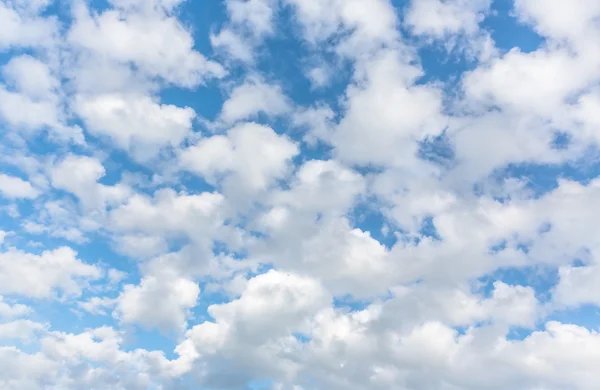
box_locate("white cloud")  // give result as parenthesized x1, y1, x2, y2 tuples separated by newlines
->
(74, 93, 195, 159)
(2, 55, 58, 99)
(227, 0, 275, 37)
(0, 1, 58, 49)
(264, 218, 392, 297)
(107, 269, 127, 285)
(50, 154, 131, 211)
(114, 234, 168, 259)
(0, 1, 599, 389)
(463, 47, 599, 117)
(273, 159, 365, 215)
(0, 86, 56, 127)
(515, 0, 600, 42)
(109, 189, 225, 241)
(283, 0, 398, 54)
(0, 247, 101, 299)
(115, 271, 200, 333)
(210, 28, 255, 63)
(0, 320, 47, 343)
(331, 49, 444, 166)
(405, 0, 491, 38)
(210, 0, 276, 63)
(177, 270, 331, 379)
(377, 282, 518, 332)
(248, 161, 380, 297)
(554, 264, 600, 308)
(0, 87, 84, 144)
(21, 201, 92, 245)
(68, 3, 225, 87)
(107, 188, 246, 279)
(219, 78, 292, 124)
(0, 55, 84, 144)
(0, 346, 58, 389)
(306, 64, 332, 88)
(34, 326, 189, 387)
(180, 122, 299, 196)
(0, 174, 39, 199)
(0, 296, 31, 319)
(108, 0, 186, 13)
(486, 282, 539, 328)
(78, 296, 117, 316)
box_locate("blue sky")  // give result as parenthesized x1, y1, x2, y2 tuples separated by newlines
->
(0, 0, 600, 389)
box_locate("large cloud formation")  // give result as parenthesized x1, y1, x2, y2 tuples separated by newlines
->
(0, 0, 599, 389)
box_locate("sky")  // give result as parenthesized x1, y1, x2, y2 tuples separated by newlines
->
(0, 0, 600, 389)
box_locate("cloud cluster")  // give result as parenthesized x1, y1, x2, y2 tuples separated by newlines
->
(0, 0, 599, 389)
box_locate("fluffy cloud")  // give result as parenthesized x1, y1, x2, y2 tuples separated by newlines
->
(0, 247, 101, 299)
(0, 0, 58, 49)
(0, 0, 599, 389)
(0, 319, 47, 343)
(0, 174, 39, 199)
(0, 296, 31, 319)
(74, 93, 196, 159)
(68, 2, 225, 87)
(174, 270, 331, 385)
(211, 0, 276, 62)
(2, 55, 58, 99)
(283, 0, 398, 55)
(406, 0, 491, 38)
(463, 48, 598, 116)
(50, 154, 131, 211)
(0, 54, 84, 143)
(330, 49, 444, 166)
(514, 0, 600, 42)
(180, 122, 298, 197)
(219, 78, 292, 124)
(115, 271, 200, 333)
(109, 189, 225, 241)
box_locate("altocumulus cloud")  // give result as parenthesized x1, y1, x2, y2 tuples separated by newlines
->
(0, 0, 599, 389)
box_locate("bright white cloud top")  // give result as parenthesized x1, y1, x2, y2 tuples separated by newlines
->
(0, 0, 599, 389)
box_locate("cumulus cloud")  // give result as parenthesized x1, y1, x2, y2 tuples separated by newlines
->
(0, 174, 39, 199)
(0, 247, 101, 299)
(50, 154, 131, 211)
(0, 0, 599, 389)
(0, 296, 31, 319)
(68, 2, 225, 87)
(219, 78, 292, 124)
(330, 48, 444, 166)
(180, 122, 299, 197)
(405, 0, 492, 38)
(74, 93, 196, 160)
(115, 271, 200, 333)
(0, 319, 47, 343)
(0, 0, 58, 49)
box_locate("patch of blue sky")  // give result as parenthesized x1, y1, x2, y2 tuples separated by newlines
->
(122, 326, 181, 358)
(348, 200, 399, 249)
(476, 264, 559, 303)
(333, 295, 374, 312)
(547, 305, 600, 331)
(247, 380, 276, 390)
(418, 130, 456, 168)
(493, 154, 600, 198)
(415, 41, 476, 87)
(161, 82, 225, 125)
(418, 216, 441, 241)
(503, 304, 600, 341)
(482, 0, 545, 53)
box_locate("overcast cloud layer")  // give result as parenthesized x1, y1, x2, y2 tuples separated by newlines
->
(1, 0, 600, 389)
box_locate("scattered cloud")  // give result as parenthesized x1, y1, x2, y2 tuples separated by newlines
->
(0, 0, 597, 389)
